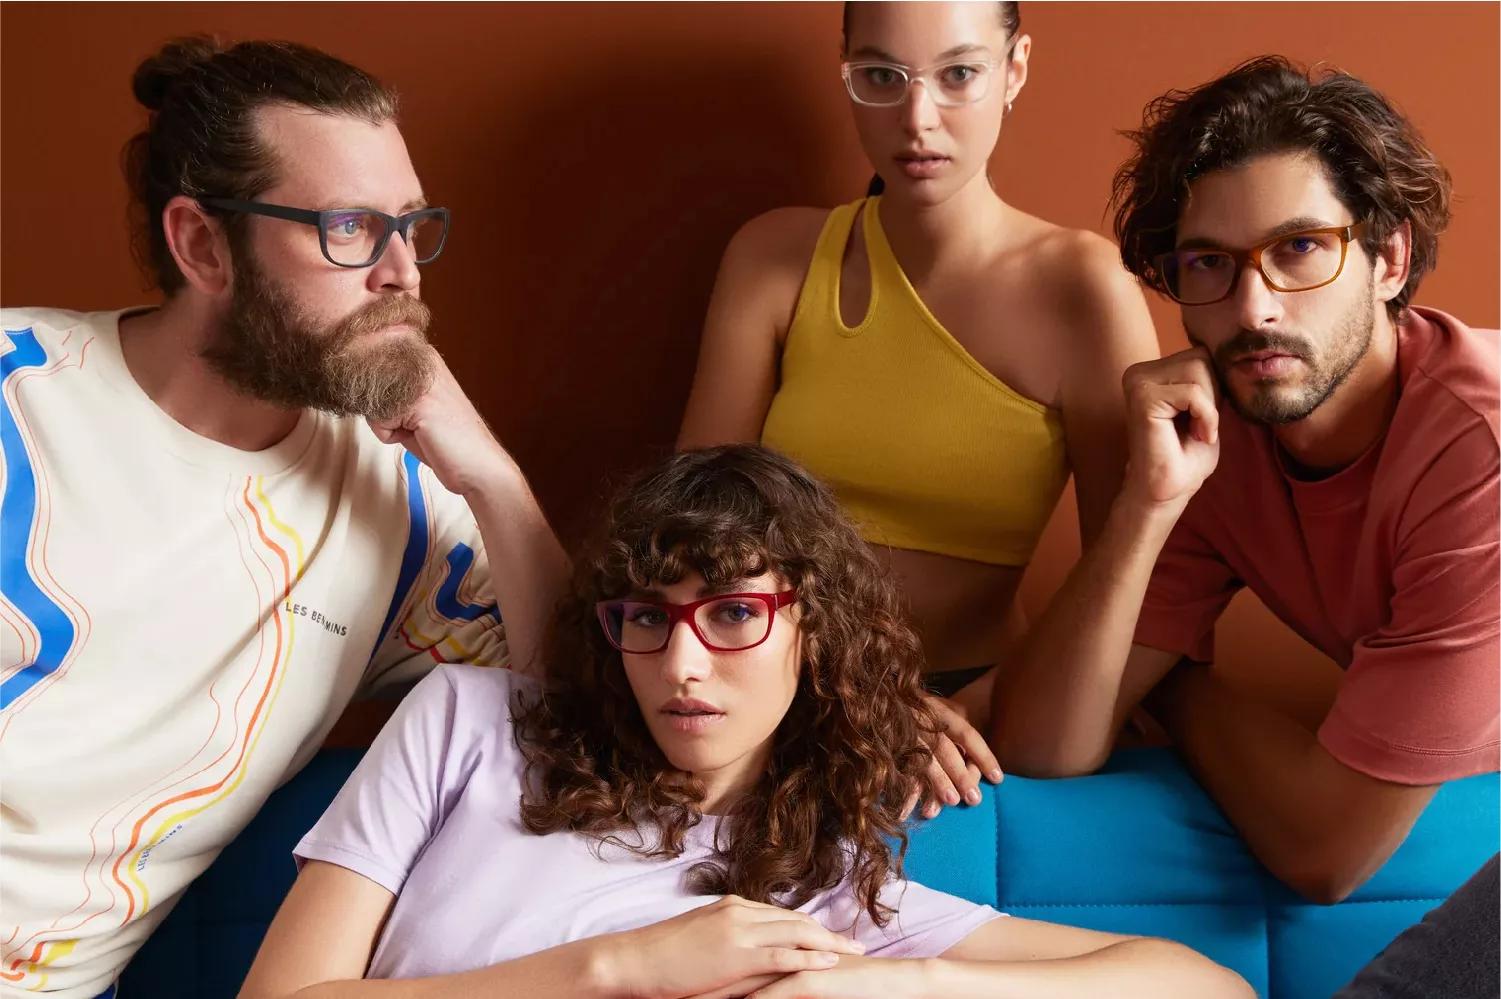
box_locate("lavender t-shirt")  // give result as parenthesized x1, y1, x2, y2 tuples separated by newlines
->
(295, 665, 1003, 980)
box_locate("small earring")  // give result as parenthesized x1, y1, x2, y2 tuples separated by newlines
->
(1005, 100, 1014, 116)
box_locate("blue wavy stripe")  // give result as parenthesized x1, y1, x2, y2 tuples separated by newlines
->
(93, 985, 117, 999)
(370, 449, 429, 661)
(1, 329, 76, 710)
(434, 543, 501, 623)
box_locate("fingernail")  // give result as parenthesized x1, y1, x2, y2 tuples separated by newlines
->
(944, 790, 960, 806)
(816, 952, 839, 965)
(851, 940, 866, 954)
(965, 789, 980, 805)
(988, 769, 1004, 783)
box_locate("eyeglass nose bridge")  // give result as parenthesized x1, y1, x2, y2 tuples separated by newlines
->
(394, 216, 422, 246)
(662, 612, 712, 659)
(894, 69, 971, 110)
(372, 212, 446, 269)
(362, 222, 422, 275)
(1231, 244, 1276, 295)
(903, 73, 942, 108)
(1233, 238, 1341, 299)
(661, 604, 699, 644)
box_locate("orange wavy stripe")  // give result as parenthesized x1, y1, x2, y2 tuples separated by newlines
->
(47, 484, 252, 955)
(107, 481, 291, 925)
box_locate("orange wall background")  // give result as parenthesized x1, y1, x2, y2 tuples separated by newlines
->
(4, 2, 1497, 730)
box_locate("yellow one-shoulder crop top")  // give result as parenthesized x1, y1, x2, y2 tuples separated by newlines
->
(760, 197, 1070, 567)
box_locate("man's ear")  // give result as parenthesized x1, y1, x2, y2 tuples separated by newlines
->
(162, 195, 234, 296)
(1372, 219, 1412, 308)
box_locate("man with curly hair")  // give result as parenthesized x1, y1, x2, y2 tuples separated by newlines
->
(988, 57, 1498, 909)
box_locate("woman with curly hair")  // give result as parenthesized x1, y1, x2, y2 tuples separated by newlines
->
(240, 446, 1249, 999)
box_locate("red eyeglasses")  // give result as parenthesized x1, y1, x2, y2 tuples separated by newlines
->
(595, 590, 798, 655)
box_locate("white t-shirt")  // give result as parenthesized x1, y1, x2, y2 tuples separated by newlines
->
(296, 665, 1004, 979)
(0, 307, 508, 998)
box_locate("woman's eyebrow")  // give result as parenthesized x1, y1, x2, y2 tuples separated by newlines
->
(847, 43, 991, 63)
(700, 579, 755, 597)
(935, 43, 991, 60)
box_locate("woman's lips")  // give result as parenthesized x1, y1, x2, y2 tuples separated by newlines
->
(896, 155, 951, 180)
(661, 709, 726, 735)
(660, 696, 725, 735)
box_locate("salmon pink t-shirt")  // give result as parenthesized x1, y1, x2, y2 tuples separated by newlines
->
(1135, 307, 1499, 785)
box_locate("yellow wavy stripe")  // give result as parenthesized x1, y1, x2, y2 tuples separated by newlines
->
(402, 619, 438, 649)
(256, 476, 308, 581)
(402, 617, 477, 664)
(441, 634, 476, 662)
(17, 937, 75, 990)
(127, 482, 304, 913)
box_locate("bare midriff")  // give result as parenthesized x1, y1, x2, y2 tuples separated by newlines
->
(877, 546, 1029, 675)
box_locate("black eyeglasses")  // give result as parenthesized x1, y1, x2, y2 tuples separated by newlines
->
(200, 198, 451, 269)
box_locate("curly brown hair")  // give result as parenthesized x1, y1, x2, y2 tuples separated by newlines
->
(1111, 56, 1452, 321)
(512, 445, 938, 926)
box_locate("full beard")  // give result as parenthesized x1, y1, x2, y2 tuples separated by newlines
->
(203, 253, 437, 421)
(1203, 290, 1375, 426)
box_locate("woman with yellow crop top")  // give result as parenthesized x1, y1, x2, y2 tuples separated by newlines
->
(679, 1, 1160, 813)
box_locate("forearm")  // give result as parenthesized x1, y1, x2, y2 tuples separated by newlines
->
(991, 493, 1181, 775)
(1149, 667, 1396, 902)
(463, 460, 570, 678)
(921, 939, 1252, 999)
(275, 936, 618, 999)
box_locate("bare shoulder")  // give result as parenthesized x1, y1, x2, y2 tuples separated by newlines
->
(721, 205, 831, 274)
(1004, 214, 1152, 349)
(709, 206, 835, 342)
(1018, 220, 1139, 303)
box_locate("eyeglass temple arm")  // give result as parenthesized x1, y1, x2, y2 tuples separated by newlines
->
(199, 198, 321, 225)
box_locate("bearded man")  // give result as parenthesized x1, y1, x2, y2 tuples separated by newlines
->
(0, 37, 567, 998)
(987, 56, 1499, 906)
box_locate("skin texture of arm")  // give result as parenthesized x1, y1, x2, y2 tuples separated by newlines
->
(677, 208, 825, 450)
(1053, 231, 1163, 553)
(1147, 664, 1439, 903)
(705, 915, 1253, 998)
(989, 347, 1221, 775)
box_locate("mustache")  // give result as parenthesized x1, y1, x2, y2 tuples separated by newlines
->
(1205, 329, 1316, 368)
(333, 294, 432, 343)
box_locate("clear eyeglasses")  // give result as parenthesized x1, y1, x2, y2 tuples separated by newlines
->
(841, 38, 1018, 108)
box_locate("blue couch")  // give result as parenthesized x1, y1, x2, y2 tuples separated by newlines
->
(121, 747, 1498, 998)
